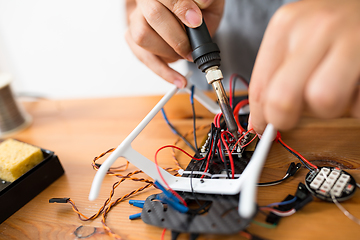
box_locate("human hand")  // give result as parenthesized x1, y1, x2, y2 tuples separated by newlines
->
(125, 0, 224, 88)
(249, 0, 360, 134)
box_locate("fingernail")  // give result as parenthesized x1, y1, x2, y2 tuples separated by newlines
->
(194, 0, 209, 9)
(186, 53, 193, 62)
(185, 9, 202, 27)
(174, 79, 185, 89)
(247, 114, 252, 130)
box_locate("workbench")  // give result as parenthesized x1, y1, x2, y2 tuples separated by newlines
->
(0, 93, 359, 240)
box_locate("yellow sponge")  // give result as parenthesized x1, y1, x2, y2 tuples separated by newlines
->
(0, 139, 43, 182)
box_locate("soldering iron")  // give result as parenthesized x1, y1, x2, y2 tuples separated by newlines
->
(185, 20, 239, 139)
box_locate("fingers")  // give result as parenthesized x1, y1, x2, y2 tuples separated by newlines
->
(199, 0, 225, 35)
(156, 0, 203, 27)
(249, 7, 293, 134)
(351, 85, 360, 118)
(125, 30, 187, 88)
(128, 7, 181, 62)
(138, 0, 199, 60)
(194, 0, 215, 9)
(305, 35, 360, 118)
(125, 0, 224, 88)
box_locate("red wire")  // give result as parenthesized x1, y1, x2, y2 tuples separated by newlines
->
(201, 136, 215, 179)
(230, 128, 254, 155)
(221, 131, 235, 179)
(276, 136, 318, 170)
(241, 133, 258, 148)
(239, 231, 252, 240)
(214, 113, 222, 128)
(233, 99, 249, 133)
(260, 207, 296, 215)
(155, 145, 206, 206)
(216, 136, 225, 163)
(161, 228, 166, 240)
(230, 73, 250, 88)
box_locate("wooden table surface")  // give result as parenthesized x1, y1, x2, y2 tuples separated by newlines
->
(0, 92, 359, 240)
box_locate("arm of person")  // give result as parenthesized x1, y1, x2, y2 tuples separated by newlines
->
(249, 0, 360, 134)
(124, 0, 224, 88)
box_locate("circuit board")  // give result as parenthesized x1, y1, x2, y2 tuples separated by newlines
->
(305, 166, 357, 202)
(142, 121, 259, 235)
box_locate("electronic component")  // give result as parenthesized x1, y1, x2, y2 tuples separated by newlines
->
(266, 182, 313, 225)
(49, 198, 70, 203)
(305, 166, 357, 202)
(141, 122, 259, 236)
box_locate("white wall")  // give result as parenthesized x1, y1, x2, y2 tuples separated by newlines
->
(0, 0, 185, 99)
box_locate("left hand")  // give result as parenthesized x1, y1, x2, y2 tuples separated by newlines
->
(249, 0, 360, 134)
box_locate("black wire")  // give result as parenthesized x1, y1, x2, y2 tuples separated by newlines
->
(278, 140, 313, 171)
(220, 138, 231, 179)
(190, 163, 202, 207)
(231, 74, 249, 109)
(190, 85, 199, 157)
(257, 175, 290, 186)
(232, 75, 236, 109)
(199, 124, 215, 171)
(205, 127, 220, 173)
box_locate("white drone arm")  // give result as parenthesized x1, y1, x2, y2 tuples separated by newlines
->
(89, 85, 275, 218)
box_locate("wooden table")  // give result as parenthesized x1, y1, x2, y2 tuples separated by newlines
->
(0, 93, 359, 240)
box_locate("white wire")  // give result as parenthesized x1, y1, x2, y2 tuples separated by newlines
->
(211, 174, 242, 179)
(323, 172, 360, 225)
(178, 171, 212, 177)
(257, 173, 289, 187)
(331, 194, 360, 225)
(179, 170, 242, 179)
(269, 209, 296, 217)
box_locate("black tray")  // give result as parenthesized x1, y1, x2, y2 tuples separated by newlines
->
(0, 148, 64, 224)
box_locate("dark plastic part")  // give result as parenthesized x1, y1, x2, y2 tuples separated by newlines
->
(0, 149, 64, 224)
(294, 194, 313, 211)
(49, 198, 69, 203)
(141, 192, 255, 234)
(171, 231, 181, 240)
(265, 194, 295, 225)
(189, 233, 200, 240)
(185, 21, 221, 72)
(251, 234, 268, 240)
(286, 162, 296, 175)
(295, 182, 311, 200)
(294, 182, 313, 211)
(289, 163, 302, 176)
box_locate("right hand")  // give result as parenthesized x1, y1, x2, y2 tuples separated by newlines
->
(125, 0, 224, 88)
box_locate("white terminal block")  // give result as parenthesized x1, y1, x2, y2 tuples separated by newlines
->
(331, 174, 350, 197)
(320, 170, 340, 192)
(310, 168, 329, 190)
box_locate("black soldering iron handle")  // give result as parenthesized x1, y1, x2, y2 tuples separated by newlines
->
(185, 21, 221, 72)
